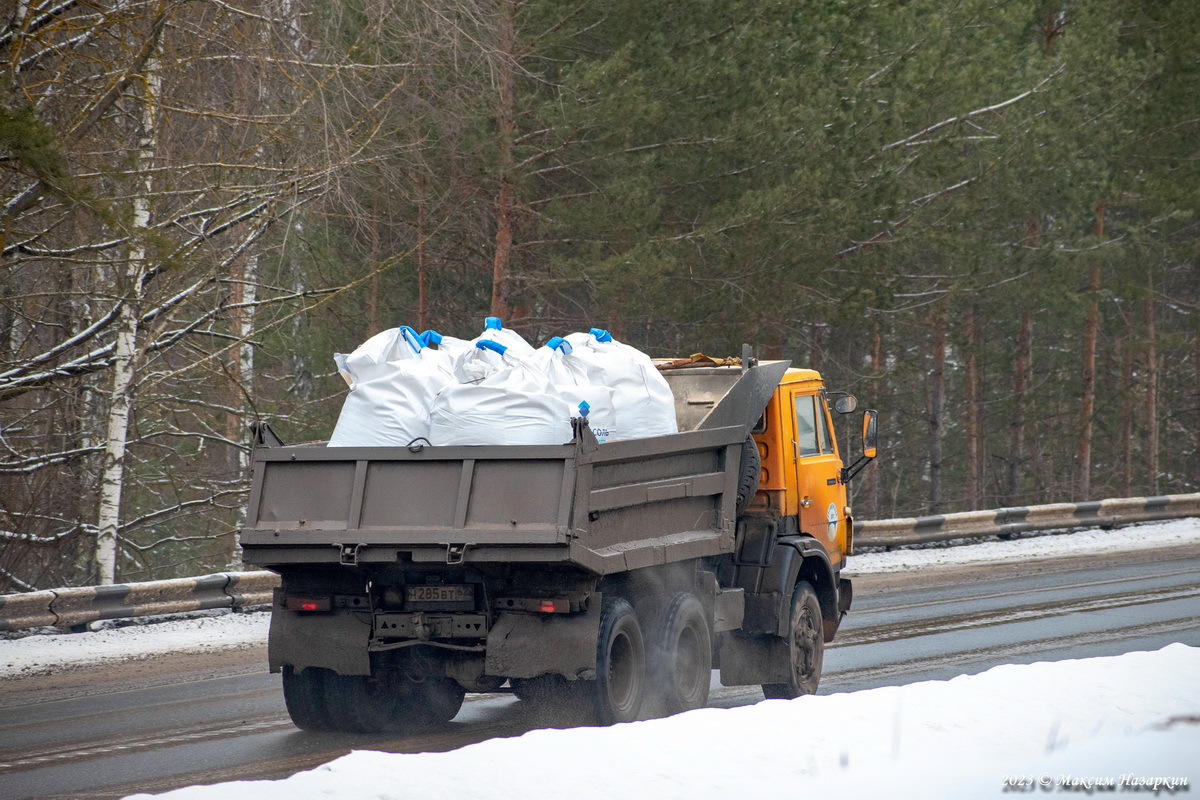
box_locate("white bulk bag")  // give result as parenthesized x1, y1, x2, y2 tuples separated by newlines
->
(563, 329, 677, 440)
(450, 337, 511, 383)
(430, 341, 574, 446)
(328, 326, 453, 447)
(471, 316, 535, 357)
(531, 337, 619, 442)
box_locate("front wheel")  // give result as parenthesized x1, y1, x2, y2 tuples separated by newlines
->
(761, 580, 823, 699)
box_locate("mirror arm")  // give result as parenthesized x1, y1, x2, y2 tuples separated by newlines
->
(842, 453, 874, 483)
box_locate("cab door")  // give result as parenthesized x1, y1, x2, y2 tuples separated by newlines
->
(791, 390, 847, 564)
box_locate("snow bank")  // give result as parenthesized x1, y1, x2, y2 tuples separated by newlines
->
(848, 517, 1200, 574)
(0, 611, 268, 679)
(125, 644, 1200, 800)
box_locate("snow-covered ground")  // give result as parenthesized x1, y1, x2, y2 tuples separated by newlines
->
(2, 519, 1198, 799)
(128, 645, 1198, 800)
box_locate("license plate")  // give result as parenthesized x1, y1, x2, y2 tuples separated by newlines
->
(405, 585, 473, 604)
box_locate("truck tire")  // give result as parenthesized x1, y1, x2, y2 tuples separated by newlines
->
(652, 592, 711, 715)
(736, 437, 761, 513)
(761, 580, 823, 699)
(404, 677, 466, 726)
(324, 672, 399, 733)
(594, 598, 646, 725)
(510, 675, 567, 704)
(281, 665, 333, 731)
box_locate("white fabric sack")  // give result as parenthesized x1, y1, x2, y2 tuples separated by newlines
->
(430, 342, 574, 446)
(563, 329, 677, 440)
(328, 326, 453, 447)
(531, 338, 619, 442)
(471, 316, 535, 357)
(450, 337, 511, 383)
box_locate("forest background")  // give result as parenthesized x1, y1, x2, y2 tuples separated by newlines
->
(1, 0, 1197, 591)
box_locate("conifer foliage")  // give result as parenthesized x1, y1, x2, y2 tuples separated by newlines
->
(1, 1, 1196, 589)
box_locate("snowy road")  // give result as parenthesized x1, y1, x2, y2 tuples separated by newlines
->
(1, 520, 1198, 799)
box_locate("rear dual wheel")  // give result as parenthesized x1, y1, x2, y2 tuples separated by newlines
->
(652, 593, 712, 715)
(594, 598, 647, 725)
(512, 593, 712, 725)
(283, 667, 464, 733)
(281, 665, 333, 731)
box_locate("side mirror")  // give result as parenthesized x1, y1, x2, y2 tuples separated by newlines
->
(861, 409, 878, 459)
(833, 395, 858, 414)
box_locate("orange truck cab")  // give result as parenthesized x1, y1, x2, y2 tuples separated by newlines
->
(752, 368, 862, 568)
(714, 366, 877, 686)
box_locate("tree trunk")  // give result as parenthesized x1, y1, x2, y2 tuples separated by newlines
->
(964, 304, 981, 510)
(367, 192, 381, 335)
(1006, 313, 1033, 506)
(96, 58, 159, 585)
(1076, 202, 1104, 501)
(927, 309, 946, 514)
(417, 174, 429, 331)
(489, 0, 518, 321)
(860, 321, 884, 519)
(225, 253, 257, 569)
(1144, 268, 1159, 495)
(1120, 333, 1134, 497)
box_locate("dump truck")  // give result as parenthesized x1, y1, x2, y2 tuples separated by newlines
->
(241, 351, 878, 731)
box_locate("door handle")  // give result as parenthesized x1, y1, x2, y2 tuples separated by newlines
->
(800, 497, 812, 508)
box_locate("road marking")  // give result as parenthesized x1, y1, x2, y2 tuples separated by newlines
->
(0, 717, 293, 773)
(832, 583, 1200, 648)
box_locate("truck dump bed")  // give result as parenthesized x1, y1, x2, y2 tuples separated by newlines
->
(241, 360, 789, 576)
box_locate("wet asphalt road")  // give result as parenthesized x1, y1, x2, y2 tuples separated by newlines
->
(2, 544, 1198, 800)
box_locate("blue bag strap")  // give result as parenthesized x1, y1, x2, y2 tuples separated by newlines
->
(475, 339, 508, 355)
(397, 325, 424, 354)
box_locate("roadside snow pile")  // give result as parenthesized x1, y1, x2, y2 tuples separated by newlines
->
(848, 517, 1200, 574)
(328, 320, 677, 448)
(0, 611, 268, 679)
(125, 644, 1200, 800)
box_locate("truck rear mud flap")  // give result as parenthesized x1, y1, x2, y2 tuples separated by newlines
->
(485, 603, 602, 681)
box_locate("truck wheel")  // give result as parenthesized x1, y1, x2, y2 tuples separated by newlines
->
(736, 437, 761, 513)
(511, 675, 566, 704)
(761, 580, 823, 700)
(281, 666, 333, 731)
(324, 673, 399, 733)
(653, 593, 711, 715)
(594, 598, 646, 725)
(404, 677, 465, 726)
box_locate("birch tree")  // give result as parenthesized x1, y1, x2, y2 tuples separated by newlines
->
(0, 0, 385, 589)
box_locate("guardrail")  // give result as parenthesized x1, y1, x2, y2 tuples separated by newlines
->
(0, 571, 277, 633)
(855, 492, 1200, 548)
(2, 493, 1197, 633)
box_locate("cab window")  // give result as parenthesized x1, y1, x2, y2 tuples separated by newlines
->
(794, 395, 820, 457)
(817, 395, 834, 454)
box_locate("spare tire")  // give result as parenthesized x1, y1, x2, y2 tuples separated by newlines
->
(736, 437, 761, 513)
